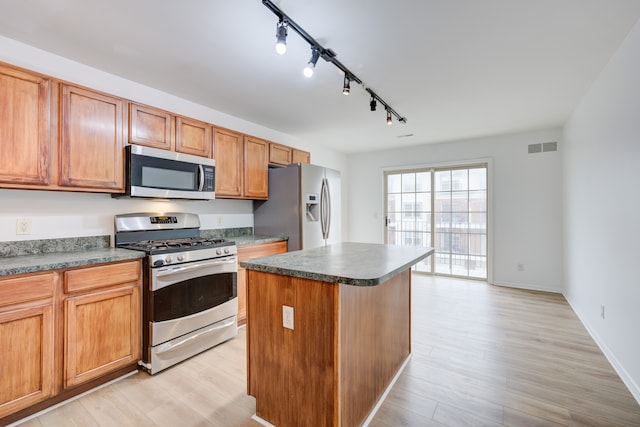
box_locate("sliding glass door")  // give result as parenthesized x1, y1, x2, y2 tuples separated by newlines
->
(384, 165, 487, 279)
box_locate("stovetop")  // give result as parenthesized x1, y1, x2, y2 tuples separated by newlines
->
(119, 237, 231, 255)
(114, 212, 237, 266)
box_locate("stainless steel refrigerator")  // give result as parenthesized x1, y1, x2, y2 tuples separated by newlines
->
(254, 163, 341, 251)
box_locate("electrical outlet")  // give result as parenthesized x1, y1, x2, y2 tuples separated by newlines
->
(601, 305, 605, 319)
(282, 305, 294, 330)
(216, 216, 223, 226)
(517, 263, 524, 272)
(16, 217, 32, 235)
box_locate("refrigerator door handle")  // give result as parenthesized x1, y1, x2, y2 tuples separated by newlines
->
(321, 177, 331, 240)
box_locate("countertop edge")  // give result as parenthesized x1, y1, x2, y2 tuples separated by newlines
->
(241, 245, 434, 286)
(0, 249, 146, 277)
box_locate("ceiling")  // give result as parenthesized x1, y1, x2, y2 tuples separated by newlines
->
(1, 0, 639, 154)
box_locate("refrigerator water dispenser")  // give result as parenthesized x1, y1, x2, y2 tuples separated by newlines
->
(306, 193, 319, 221)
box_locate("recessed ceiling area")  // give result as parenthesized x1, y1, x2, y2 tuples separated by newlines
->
(1, 0, 639, 153)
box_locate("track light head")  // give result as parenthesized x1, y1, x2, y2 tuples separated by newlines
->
(275, 20, 288, 55)
(303, 48, 320, 77)
(386, 109, 393, 125)
(370, 96, 377, 111)
(342, 75, 350, 95)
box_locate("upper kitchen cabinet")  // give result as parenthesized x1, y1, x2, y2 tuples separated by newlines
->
(269, 142, 311, 166)
(59, 84, 124, 191)
(243, 135, 269, 200)
(292, 148, 311, 164)
(128, 103, 174, 150)
(175, 116, 212, 158)
(0, 64, 51, 186)
(128, 102, 212, 158)
(214, 128, 268, 200)
(268, 142, 292, 166)
(214, 127, 244, 198)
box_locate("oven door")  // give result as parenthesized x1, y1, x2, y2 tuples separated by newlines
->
(149, 256, 237, 346)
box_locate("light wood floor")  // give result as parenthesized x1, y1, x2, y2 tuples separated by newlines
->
(12, 275, 640, 427)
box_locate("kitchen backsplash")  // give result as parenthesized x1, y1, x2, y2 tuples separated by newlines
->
(0, 228, 256, 258)
(0, 236, 110, 257)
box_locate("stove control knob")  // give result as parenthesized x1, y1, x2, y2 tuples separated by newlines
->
(165, 256, 173, 264)
(177, 254, 185, 262)
(153, 260, 164, 267)
(216, 249, 222, 255)
(224, 248, 230, 254)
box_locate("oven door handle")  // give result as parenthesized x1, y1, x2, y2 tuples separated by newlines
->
(155, 258, 237, 277)
(155, 317, 237, 356)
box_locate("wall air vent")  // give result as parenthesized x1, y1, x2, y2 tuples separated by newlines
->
(528, 143, 542, 154)
(528, 142, 558, 154)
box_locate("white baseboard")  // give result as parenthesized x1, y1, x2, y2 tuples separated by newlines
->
(492, 280, 562, 294)
(564, 294, 640, 405)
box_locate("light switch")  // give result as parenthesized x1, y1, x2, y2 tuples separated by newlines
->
(282, 305, 294, 330)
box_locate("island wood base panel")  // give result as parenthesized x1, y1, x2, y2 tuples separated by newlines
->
(246, 269, 411, 427)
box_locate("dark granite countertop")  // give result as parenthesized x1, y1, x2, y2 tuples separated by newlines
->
(240, 242, 433, 286)
(0, 230, 286, 277)
(0, 248, 145, 277)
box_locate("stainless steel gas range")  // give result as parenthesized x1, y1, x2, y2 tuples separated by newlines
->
(114, 212, 238, 375)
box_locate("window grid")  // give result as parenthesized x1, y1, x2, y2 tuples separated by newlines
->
(385, 165, 487, 279)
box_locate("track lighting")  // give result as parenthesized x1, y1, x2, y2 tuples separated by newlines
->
(303, 48, 320, 77)
(342, 76, 350, 95)
(275, 20, 287, 55)
(263, 0, 408, 125)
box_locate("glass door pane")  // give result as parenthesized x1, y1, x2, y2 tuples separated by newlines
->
(384, 164, 487, 279)
(385, 170, 433, 273)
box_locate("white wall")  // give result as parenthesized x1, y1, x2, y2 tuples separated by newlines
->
(562, 20, 640, 401)
(0, 35, 348, 243)
(347, 129, 564, 292)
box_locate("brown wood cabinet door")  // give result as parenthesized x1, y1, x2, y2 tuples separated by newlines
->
(59, 84, 124, 191)
(176, 116, 212, 158)
(128, 103, 174, 150)
(243, 135, 269, 199)
(214, 127, 243, 198)
(0, 304, 54, 418)
(0, 65, 50, 186)
(269, 142, 292, 166)
(64, 285, 141, 388)
(292, 149, 310, 164)
(237, 241, 287, 324)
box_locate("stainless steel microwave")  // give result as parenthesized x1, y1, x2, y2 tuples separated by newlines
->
(113, 145, 215, 200)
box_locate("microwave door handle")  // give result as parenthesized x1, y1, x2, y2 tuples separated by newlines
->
(198, 164, 205, 191)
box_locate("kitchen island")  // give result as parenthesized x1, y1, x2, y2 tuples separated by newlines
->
(241, 242, 433, 427)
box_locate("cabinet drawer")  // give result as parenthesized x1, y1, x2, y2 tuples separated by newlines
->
(65, 260, 141, 293)
(0, 272, 55, 307)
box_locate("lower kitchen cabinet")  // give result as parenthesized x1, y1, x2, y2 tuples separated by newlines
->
(63, 261, 142, 388)
(0, 273, 55, 419)
(237, 241, 287, 324)
(0, 260, 142, 423)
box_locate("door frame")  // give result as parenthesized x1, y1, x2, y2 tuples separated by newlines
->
(382, 158, 493, 284)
